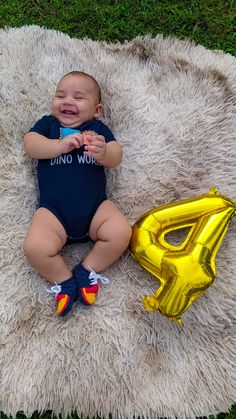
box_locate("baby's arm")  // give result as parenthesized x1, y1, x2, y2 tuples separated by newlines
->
(24, 132, 83, 159)
(100, 141, 123, 168)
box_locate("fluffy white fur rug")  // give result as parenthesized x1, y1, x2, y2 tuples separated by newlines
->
(0, 25, 236, 418)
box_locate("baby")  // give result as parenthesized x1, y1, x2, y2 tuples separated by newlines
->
(23, 71, 131, 317)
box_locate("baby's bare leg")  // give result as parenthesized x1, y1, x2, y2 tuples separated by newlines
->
(24, 208, 71, 284)
(82, 200, 132, 272)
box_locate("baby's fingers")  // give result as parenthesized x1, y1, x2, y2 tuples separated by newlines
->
(75, 133, 84, 146)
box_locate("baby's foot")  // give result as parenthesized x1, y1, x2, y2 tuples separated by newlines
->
(48, 277, 77, 316)
(73, 264, 109, 305)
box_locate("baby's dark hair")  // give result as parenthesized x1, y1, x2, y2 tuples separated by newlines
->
(61, 71, 102, 103)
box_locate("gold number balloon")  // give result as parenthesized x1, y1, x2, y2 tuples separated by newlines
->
(130, 188, 236, 324)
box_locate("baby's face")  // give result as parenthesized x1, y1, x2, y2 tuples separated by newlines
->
(52, 74, 102, 127)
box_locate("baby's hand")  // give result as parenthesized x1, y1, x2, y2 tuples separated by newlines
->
(59, 133, 83, 154)
(83, 132, 107, 163)
(82, 131, 97, 145)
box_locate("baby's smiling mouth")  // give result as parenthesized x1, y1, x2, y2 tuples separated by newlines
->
(62, 110, 77, 115)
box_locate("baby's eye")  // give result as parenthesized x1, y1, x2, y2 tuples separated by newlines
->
(56, 95, 65, 99)
(75, 96, 84, 100)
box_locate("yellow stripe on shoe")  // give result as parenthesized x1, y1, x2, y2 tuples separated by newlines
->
(56, 294, 70, 315)
(80, 286, 98, 305)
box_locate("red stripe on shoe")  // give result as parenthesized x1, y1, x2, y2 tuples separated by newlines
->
(81, 284, 99, 305)
(56, 294, 70, 315)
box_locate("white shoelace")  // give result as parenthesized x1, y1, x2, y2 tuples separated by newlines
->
(46, 267, 109, 295)
(46, 283, 61, 295)
(88, 267, 110, 285)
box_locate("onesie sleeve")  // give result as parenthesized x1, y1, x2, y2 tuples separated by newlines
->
(29, 115, 51, 137)
(98, 121, 116, 143)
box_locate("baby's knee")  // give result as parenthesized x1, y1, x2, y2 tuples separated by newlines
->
(24, 235, 39, 262)
(23, 235, 49, 263)
(124, 222, 132, 243)
(116, 219, 132, 246)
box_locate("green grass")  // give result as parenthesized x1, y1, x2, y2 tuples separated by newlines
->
(0, 0, 236, 418)
(0, 0, 236, 55)
(0, 405, 236, 419)
(0, 404, 236, 419)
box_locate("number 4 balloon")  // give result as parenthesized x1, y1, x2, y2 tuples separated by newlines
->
(130, 188, 236, 324)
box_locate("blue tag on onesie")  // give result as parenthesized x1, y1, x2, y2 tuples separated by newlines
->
(61, 127, 81, 139)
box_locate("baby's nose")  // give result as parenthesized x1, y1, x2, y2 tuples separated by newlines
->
(63, 96, 74, 105)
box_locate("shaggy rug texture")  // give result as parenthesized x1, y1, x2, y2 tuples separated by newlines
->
(0, 25, 236, 418)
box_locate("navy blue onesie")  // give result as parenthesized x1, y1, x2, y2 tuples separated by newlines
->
(29, 115, 116, 241)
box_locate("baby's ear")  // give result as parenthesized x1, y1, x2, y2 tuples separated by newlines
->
(94, 103, 103, 118)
